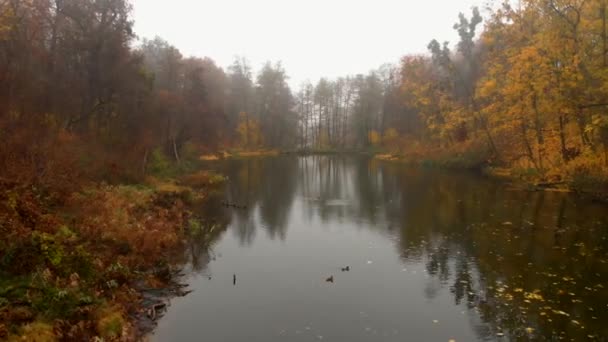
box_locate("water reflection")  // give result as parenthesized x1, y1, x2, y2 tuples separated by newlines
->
(183, 196, 232, 273)
(174, 156, 607, 341)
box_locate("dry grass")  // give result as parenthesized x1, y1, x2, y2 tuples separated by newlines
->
(375, 154, 401, 161)
(199, 154, 220, 161)
(68, 185, 187, 268)
(233, 149, 280, 157)
(180, 170, 226, 188)
(8, 322, 56, 342)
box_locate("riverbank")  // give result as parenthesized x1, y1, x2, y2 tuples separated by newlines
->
(374, 150, 608, 202)
(200, 148, 380, 161)
(0, 171, 226, 340)
(203, 148, 607, 199)
(200, 149, 281, 161)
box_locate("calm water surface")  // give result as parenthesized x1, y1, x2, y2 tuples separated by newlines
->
(153, 156, 608, 341)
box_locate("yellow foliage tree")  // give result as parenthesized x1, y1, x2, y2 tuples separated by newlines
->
(368, 130, 380, 146)
(383, 128, 400, 151)
(0, 5, 13, 40)
(236, 112, 263, 149)
(397, 0, 608, 185)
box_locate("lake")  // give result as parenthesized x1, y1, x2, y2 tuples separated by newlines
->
(152, 156, 608, 341)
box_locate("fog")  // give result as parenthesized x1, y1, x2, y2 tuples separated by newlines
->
(131, 0, 492, 85)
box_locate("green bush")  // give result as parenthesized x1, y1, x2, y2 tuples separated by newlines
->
(511, 167, 541, 180)
(33, 232, 65, 269)
(148, 148, 173, 177)
(188, 219, 203, 237)
(180, 142, 201, 166)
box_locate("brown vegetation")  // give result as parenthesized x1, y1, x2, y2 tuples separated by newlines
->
(2, 0, 608, 338)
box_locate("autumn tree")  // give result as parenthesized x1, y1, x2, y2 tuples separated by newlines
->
(255, 62, 296, 148)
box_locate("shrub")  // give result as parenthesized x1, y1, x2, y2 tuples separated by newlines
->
(69, 185, 187, 269)
(148, 148, 173, 177)
(9, 322, 56, 342)
(95, 306, 126, 340)
(563, 156, 608, 193)
(180, 170, 227, 188)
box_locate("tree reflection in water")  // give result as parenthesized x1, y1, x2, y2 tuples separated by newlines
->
(199, 156, 607, 340)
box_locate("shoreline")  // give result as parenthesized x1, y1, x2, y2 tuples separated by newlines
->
(198, 150, 608, 203)
(0, 171, 225, 341)
(373, 153, 608, 203)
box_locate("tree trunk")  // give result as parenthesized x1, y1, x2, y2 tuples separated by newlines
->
(558, 115, 569, 162)
(602, 1, 607, 68)
(521, 120, 539, 170)
(532, 92, 545, 172)
(142, 148, 149, 175)
(483, 123, 499, 161)
(576, 112, 591, 146)
(173, 137, 181, 164)
(245, 112, 250, 150)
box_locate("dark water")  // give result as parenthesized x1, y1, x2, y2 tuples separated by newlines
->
(153, 156, 608, 341)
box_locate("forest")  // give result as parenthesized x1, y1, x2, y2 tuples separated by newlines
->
(2, 1, 608, 189)
(1, 0, 608, 340)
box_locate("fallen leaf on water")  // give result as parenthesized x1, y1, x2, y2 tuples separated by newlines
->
(525, 327, 534, 334)
(553, 310, 570, 317)
(524, 291, 544, 301)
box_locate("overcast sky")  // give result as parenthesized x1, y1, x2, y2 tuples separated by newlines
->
(131, 0, 494, 87)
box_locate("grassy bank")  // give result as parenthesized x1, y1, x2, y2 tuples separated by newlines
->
(286, 148, 381, 156)
(208, 145, 607, 199)
(200, 149, 281, 161)
(374, 144, 608, 200)
(200, 148, 380, 160)
(0, 168, 226, 340)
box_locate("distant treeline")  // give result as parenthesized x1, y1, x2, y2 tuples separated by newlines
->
(1, 0, 608, 188)
(295, 2, 608, 191)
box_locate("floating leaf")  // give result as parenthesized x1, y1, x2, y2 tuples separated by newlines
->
(524, 291, 544, 301)
(553, 310, 570, 317)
